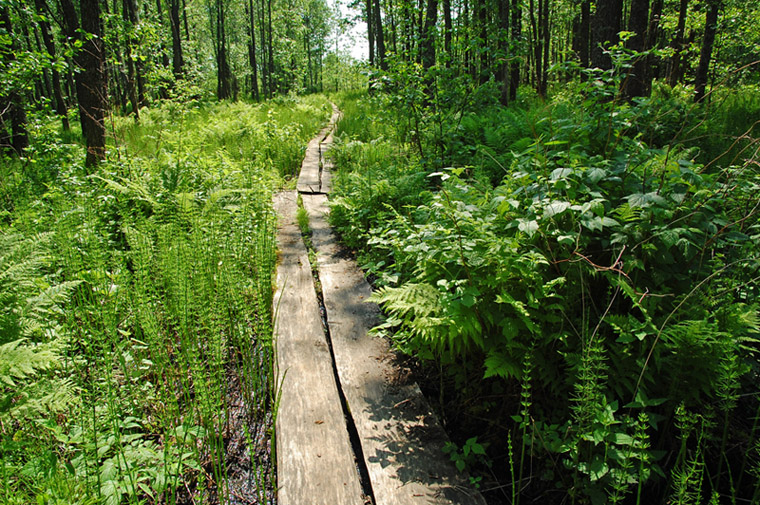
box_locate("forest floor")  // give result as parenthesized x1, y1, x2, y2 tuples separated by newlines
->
(271, 105, 486, 505)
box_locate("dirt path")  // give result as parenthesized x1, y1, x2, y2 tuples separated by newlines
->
(273, 104, 485, 505)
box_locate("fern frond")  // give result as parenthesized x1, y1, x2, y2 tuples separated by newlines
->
(0, 338, 59, 387)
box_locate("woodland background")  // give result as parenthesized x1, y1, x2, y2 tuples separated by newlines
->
(2, 0, 760, 503)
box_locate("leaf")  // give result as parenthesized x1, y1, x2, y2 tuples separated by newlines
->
(544, 201, 570, 218)
(517, 219, 539, 236)
(550, 167, 573, 180)
(484, 350, 521, 380)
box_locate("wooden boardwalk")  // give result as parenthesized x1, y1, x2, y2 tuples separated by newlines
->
(274, 104, 486, 505)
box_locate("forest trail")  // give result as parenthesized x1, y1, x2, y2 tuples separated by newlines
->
(273, 106, 486, 505)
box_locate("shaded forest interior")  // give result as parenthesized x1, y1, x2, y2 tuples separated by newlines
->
(2, 0, 760, 503)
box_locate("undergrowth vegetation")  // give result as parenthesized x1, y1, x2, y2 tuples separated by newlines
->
(0, 95, 330, 504)
(329, 74, 760, 504)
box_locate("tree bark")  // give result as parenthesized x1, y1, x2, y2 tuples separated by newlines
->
(366, 0, 374, 66)
(443, 0, 452, 67)
(578, 0, 590, 78)
(60, 0, 108, 167)
(34, 0, 69, 131)
(528, 0, 541, 92)
(646, 0, 664, 79)
(421, 0, 438, 73)
(478, 0, 488, 83)
(623, 0, 650, 98)
(0, 7, 29, 155)
(694, 0, 720, 102)
(374, 0, 386, 70)
(497, 0, 510, 105)
(247, 0, 259, 100)
(540, 0, 549, 96)
(123, 0, 141, 118)
(591, 0, 623, 70)
(215, 0, 232, 100)
(267, 0, 273, 93)
(667, 0, 689, 86)
(259, 0, 268, 97)
(509, 0, 520, 100)
(170, 0, 184, 78)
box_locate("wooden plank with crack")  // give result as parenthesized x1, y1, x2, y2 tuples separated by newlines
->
(302, 193, 487, 505)
(272, 190, 365, 505)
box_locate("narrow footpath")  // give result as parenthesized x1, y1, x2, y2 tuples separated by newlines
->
(273, 104, 486, 505)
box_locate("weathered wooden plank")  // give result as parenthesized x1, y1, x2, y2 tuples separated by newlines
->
(302, 194, 486, 505)
(272, 191, 365, 505)
(318, 104, 340, 194)
(296, 137, 323, 194)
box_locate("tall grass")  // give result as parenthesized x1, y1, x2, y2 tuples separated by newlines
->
(0, 95, 330, 503)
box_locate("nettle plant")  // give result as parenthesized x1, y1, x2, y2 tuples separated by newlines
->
(365, 61, 760, 502)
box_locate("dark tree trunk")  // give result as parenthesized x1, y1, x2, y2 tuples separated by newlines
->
(34, 0, 70, 131)
(374, 0, 386, 70)
(421, 0, 438, 73)
(509, 0, 520, 100)
(623, 0, 651, 98)
(540, 0, 549, 96)
(0, 7, 29, 155)
(123, 0, 140, 119)
(463, 0, 471, 73)
(579, 0, 590, 76)
(528, 0, 541, 92)
(591, 0, 623, 70)
(646, 0, 664, 79)
(247, 0, 259, 100)
(694, 0, 720, 102)
(497, 0, 510, 105)
(215, 0, 232, 99)
(61, 0, 108, 167)
(259, 0, 268, 97)
(170, 0, 184, 78)
(443, 0, 452, 66)
(366, 0, 374, 66)
(667, 0, 689, 86)
(267, 0, 273, 93)
(478, 0, 488, 83)
(154, 0, 171, 69)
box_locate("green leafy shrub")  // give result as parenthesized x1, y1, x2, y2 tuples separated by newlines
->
(331, 83, 760, 504)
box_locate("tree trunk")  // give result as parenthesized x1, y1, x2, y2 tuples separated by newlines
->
(528, 0, 541, 93)
(478, 0, 488, 83)
(421, 0, 438, 73)
(623, 0, 650, 98)
(646, 0, 664, 79)
(578, 0, 590, 78)
(540, 0, 549, 96)
(215, 0, 232, 99)
(154, 0, 171, 69)
(259, 0, 268, 97)
(267, 0, 273, 93)
(509, 0, 520, 100)
(247, 0, 259, 100)
(374, 0, 386, 70)
(34, 0, 70, 131)
(667, 0, 689, 86)
(366, 0, 375, 66)
(694, 0, 720, 102)
(591, 0, 623, 70)
(61, 0, 107, 167)
(443, 0, 452, 67)
(497, 0, 510, 105)
(170, 0, 184, 78)
(123, 0, 140, 119)
(0, 7, 29, 155)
